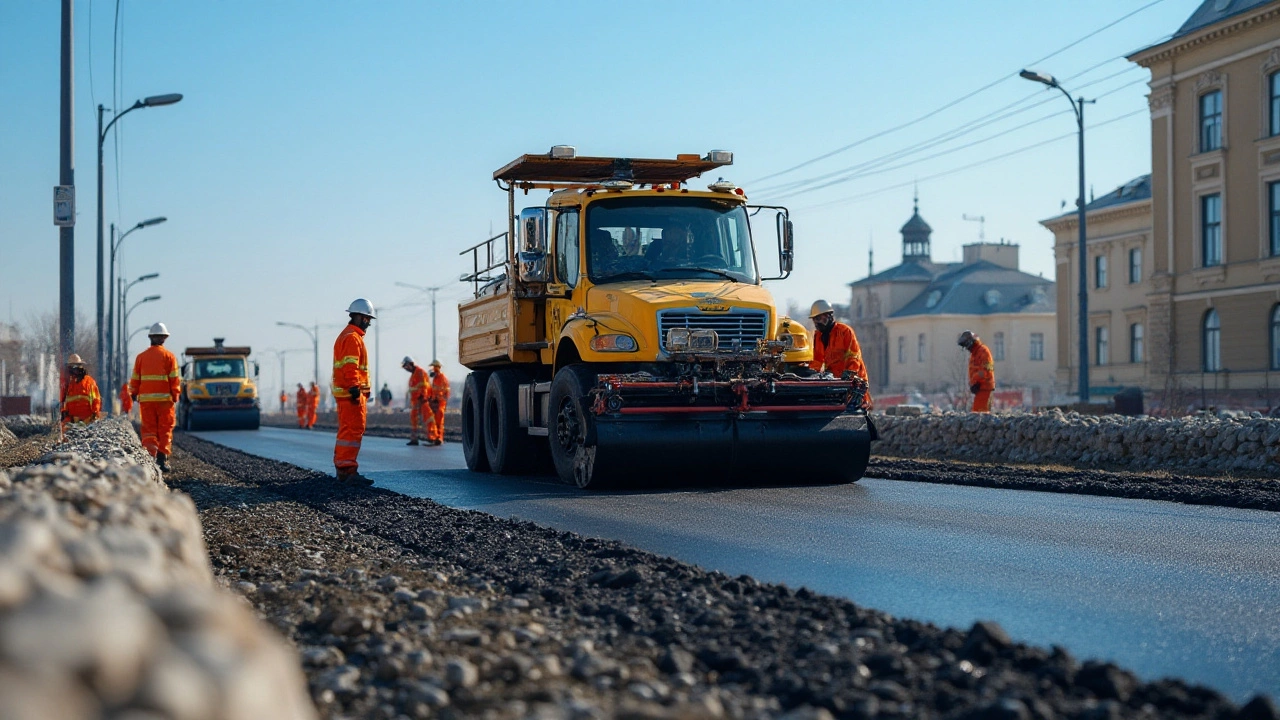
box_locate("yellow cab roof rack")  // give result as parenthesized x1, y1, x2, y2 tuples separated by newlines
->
(494, 148, 733, 186)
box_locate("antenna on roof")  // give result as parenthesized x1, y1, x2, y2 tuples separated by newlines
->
(868, 231, 875, 277)
(962, 214, 986, 242)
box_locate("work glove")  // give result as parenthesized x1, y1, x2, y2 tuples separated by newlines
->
(348, 387, 361, 404)
(970, 384, 980, 393)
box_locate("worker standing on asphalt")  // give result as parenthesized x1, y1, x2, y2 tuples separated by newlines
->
(60, 354, 101, 430)
(958, 330, 995, 413)
(118, 381, 133, 418)
(129, 323, 180, 472)
(402, 356, 429, 446)
(295, 383, 308, 428)
(808, 300, 873, 410)
(426, 359, 449, 446)
(278, 390, 287, 415)
(307, 381, 321, 429)
(379, 383, 393, 412)
(332, 299, 375, 485)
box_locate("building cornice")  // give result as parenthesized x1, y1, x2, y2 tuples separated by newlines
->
(1039, 198, 1152, 233)
(1128, 2, 1280, 67)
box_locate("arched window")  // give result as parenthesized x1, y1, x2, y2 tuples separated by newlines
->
(1271, 304, 1280, 371)
(1203, 309, 1221, 372)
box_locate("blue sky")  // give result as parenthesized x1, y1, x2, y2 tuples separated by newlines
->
(1, 0, 1199, 399)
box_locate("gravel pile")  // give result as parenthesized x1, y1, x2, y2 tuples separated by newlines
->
(0, 422, 15, 449)
(1, 414, 54, 439)
(176, 433, 1276, 720)
(874, 410, 1280, 476)
(0, 417, 315, 720)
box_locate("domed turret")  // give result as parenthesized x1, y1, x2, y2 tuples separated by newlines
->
(900, 189, 932, 262)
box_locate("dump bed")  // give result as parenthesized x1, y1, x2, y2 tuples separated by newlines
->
(458, 282, 544, 368)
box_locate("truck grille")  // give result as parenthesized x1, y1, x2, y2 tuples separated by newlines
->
(658, 309, 769, 352)
(208, 382, 241, 396)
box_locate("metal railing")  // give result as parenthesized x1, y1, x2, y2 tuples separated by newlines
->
(459, 232, 508, 296)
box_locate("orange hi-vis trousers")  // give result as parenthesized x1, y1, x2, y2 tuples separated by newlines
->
(140, 401, 176, 456)
(427, 400, 445, 443)
(307, 397, 319, 428)
(410, 399, 427, 441)
(972, 390, 992, 413)
(334, 398, 367, 473)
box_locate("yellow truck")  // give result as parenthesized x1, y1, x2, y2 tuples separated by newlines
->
(458, 149, 873, 487)
(178, 338, 261, 431)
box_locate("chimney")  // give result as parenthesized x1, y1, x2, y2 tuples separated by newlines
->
(962, 242, 1019, 270)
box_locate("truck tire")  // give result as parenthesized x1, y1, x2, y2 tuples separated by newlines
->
(461, 371, 491, 472)
(483, 370, 540, 474)
(548, 364, 601, 488)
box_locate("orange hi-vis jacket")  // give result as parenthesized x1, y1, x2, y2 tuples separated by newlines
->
(408, 367, 430, 405)
(279, 391, 288, 405)
(430, 370, 450, 405)
(296, 387, 308, 407)
(130, 345, 180, 404)
(119, 382, 133, 413)
(332, 324, 370, 400)
(810, 322, 869, 384)
(62, 375, 101, 421)
(968, 339, 996, 391)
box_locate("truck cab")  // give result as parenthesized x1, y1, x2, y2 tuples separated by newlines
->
(457, 149, 871, 487)
(179, 338, 261, 430)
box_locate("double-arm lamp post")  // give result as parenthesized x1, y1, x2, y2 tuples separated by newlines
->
(276, 322, 320, 404)
(117, 277, 158, 403)
(1020, 69, 1092, 402)
(97, 93, 181, 389)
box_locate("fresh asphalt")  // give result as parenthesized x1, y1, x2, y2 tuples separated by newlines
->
(191, 426, 1280, 701)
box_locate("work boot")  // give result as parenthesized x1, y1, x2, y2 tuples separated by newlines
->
(335, 471, 374, 487)
(156, 453, 170, 472)
(432, 439, 444, 446)
(407, 438, 420, 446)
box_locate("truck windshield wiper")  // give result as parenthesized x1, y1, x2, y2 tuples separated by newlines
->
(654, 267, 740, 282)
(593, 271, 656, 283)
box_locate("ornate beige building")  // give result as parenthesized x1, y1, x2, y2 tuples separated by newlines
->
(1127, 0, 1280, 409)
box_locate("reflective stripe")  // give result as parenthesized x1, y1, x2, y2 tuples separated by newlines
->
(131, 373, 140, 380)
(335, 439, 362, 448)
(139, 393, 174, 402)
(64, 395, 91, 403)
(169, 369, 180, 377)
(334, 356, 360, 368)
(140, 374, 170, 381)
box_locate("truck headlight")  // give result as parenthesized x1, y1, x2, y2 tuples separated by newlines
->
(689, 329, 719, 352)
(666, 328, 691, 352)
(789, 332, 808, 350)
(590, 334, 638, 352)
(189, 386, 206, 396)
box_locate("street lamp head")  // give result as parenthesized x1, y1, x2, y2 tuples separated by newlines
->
(142, 295, 161, 303)
(1019, 69, 1057, 88)
(143, 93, 183, 107)
(138, 273, 159, 282)
(137, 217, 167, 229)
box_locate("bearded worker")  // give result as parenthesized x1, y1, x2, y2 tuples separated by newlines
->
(808, 300, 872, 410)
(60, 354, 101, 429)
(332, 299, 376, 485)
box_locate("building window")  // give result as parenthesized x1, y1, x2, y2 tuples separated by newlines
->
(1094, 254, 1107, 288)
(1270, 181, 1280, 258)
(1203, 309, 1221, 372)
(1271, 72, 1280, 137)
(1095, 326, 1109, 366)
(1201, 194, 1222, 267)
(1271, 305, 1280, 371)
(897, 336, 905, 364)
(1128, 247, 1141, 284)
(1200, 90, 1222, 152)
(993, 332, 1005, 361)
(1130, 322, 1144, 364)
(1029, 333, 1044, 361)
(917, 333, 926, 362)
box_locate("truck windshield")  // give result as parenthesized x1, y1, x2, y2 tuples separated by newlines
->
(585, 197, 757, 284)
(194, 359, 245, 379)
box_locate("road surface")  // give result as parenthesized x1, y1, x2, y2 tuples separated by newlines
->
(192, 426, 1280, 701)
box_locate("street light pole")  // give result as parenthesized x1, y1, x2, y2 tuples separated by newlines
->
(123, 294, 161, 371)
(394, 281, 446, 362)
(58, 0, 75, 384)
(96, 93, 181, 392)
(106, 217, 166, 403)
(277, 322, 319, 404)
(119, 274, 158, 401)
(1021, 69, 1093, 403)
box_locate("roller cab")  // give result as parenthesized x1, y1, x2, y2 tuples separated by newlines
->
(457, 149, 873, 487)
(178, 338, 261, 431)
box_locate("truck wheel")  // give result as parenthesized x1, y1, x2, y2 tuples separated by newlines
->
(461, 371, 491, 472)
(483, 370, 539, 474)
(548, 364, 600, 488)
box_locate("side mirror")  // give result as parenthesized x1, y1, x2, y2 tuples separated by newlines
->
(518, 207, 550, 283)
(778, 215, 794, 274)
(253, 361, 260, 377)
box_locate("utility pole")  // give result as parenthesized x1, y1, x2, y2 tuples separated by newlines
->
(57, 0, 75, 378)
(394, 281, 446, 362)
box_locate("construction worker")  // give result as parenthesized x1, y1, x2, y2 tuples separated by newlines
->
(129, 323, 180, 471)
(379, 383, 393, 411)
(295, 383, 308, 428)
(118, 381, 133, 417)
(278, 390, 287, 415)
(402, 356, 429, 446)
(808, 300, 873, 410)
(958, 330, 995, 413)
(332, 299, 376, 485)
(307, 381, 321, 429)
(60, 354, 101, 429)
(426, 360, 449, 446)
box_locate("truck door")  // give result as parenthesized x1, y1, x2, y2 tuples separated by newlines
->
(548, 209, 581, 360)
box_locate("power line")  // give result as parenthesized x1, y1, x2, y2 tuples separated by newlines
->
(794, 108, 1149, 213)
(748, 0, 1170, 185)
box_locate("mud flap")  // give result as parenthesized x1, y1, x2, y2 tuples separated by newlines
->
(865, 413, 879, 442)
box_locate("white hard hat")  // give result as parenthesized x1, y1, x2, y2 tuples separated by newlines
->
(809, 300, 834, 318)
(402, 356, 415, 366)
(149, 322, 170, 336)
(346, 298, 377, 318)
(66, 353, 85, 366)
(430, 359, 442, 368)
